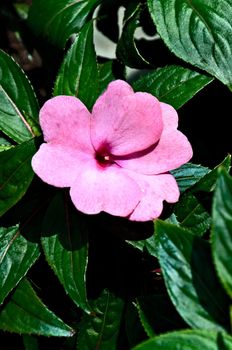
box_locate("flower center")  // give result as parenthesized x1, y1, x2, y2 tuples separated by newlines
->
(95, 145, 114, 167)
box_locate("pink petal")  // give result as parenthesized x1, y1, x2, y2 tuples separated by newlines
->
(70, 161, 141, 217)
(32, 143, 91, 187)
(39, 95, 93, 153)
(91, 80, 163, 155)
(116, 103, 193, 174)
(125, 171, 179, 221)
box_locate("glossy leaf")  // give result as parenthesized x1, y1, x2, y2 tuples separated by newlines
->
(192, 155, 231, 193)
(116, 2, 150, 68)
(28, 0, 100, 48)
(171, 162, 210, 193)
(148, 0, 232, 87)
(133, 65, 213, 110)
(126, 234, 157, 257)
(212, 168, 232, 298)
(0, 279, 74, 337)
(42, 193, 90, 313)
(0, 139, 36, 217)
(54, 22, 99, 110)
(98, 61, 115, 94)
(174, 193, 211, 236)
(155, 220, 230, 331)
(0, 225, 40, 305)
(77, 289, 124, 350)
(0, 50, 39, 143)
(132, 330, 232, 350)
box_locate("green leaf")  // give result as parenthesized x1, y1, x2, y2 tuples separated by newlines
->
(155, 220, 230, 331)
(0, 139, 36, 217)
(28, 0, 100, 48)
(126, 234, 157, 257)
(132, 329, 232, 350)
(137, 294, 186, 337)
(171, 162, 210, 193)
(0, 225, 40, 305)
(22, 335, 39, 350)
(133, 65, 213, 109)
(116, 2, 150, 68)
(0, 278, 74, 337)
(125, 302, 146, 348)
(98, 61, 115, 94)
(0, 50, 39, 143)
(148, 0, 232, 87)
(54, 21, 99, 110)
(42, 193, 90, 314)
(77, 289, 124, 350)
(174, 193, 211, 236)
(192, 155, 231, 193)
(212, 168, 232, 299)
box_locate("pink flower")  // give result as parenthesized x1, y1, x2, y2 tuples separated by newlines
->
(32, 80, 192, 221)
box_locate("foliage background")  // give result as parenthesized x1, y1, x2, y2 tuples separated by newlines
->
(0, 0, 232, 349)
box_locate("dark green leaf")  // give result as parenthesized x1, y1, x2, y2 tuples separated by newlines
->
(155, 220, 230, 331)
(126, 234, 157, 257)
(42, 193, 90, 313)
(137, 294, 186, 337)
(116, 2, 150, 68)
(132, 330, 232, 350)
(148, 0, 232, 87)
(0, 225, 40, 305)
(171, 162, 210, 192)
(77, 289, 124, 350)
(98, 61, 115, 94)
(0, 139, 36, 217)
(0, 279, 74, 336)
(0, 50, 39, 143)
(125, 302, 147, 348)
(0, 136, 13, 152)
(22, 335, 39, 350)
(28, 0, 100, 48)
(54, 21, 99, 110)
(174, 193, 211, 236)
(133, 65, 213, 109)
(212, 168, 232, 298)
(192, 155, 231, 193)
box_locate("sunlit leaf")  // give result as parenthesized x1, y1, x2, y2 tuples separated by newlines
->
(0, 279, 74, 337)
(0, 50, 39, 143)
(0, 225, 40, 305)
(54, 21, 99, 110)
(148, 0, 232, 87)
(133, 65, 213, 109)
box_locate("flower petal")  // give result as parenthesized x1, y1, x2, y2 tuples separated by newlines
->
(125, 171, 179, 221)
(40, 95, 92, 153)
(70, 162, 141, 217)
(91, 80, 163, 155)
(116, 103, 193, 174)
(32, 143, 90, 187)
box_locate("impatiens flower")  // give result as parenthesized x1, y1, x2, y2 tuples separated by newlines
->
(32, 80, 193, 221)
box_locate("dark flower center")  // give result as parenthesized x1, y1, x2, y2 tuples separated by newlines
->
(95, 144, 114, 167)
